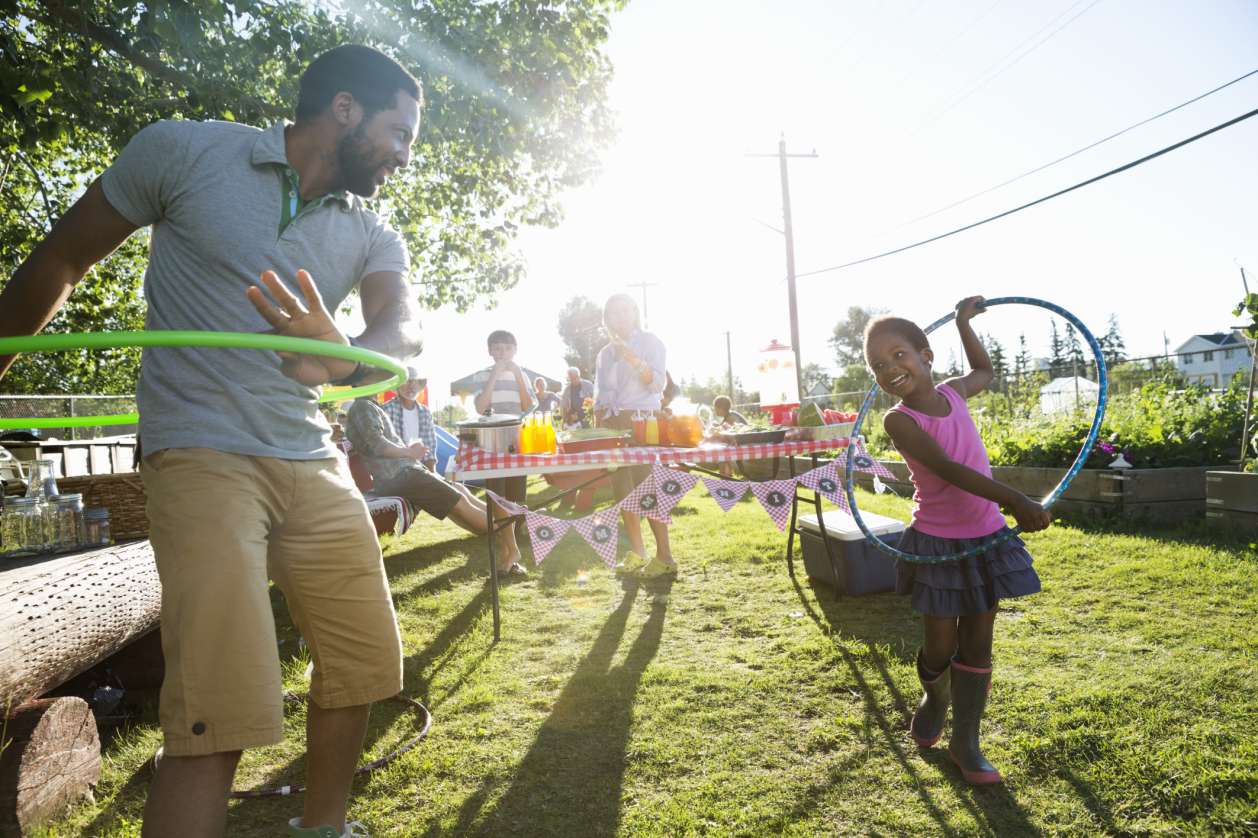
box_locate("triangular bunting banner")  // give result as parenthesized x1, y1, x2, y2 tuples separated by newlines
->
(702, 477, 748, 512)
(849, 443, 896, 480)
(571, 511, 621, 568)
(621, 469, 667, 522)
(649, 465, 699, 520)
(797, 462, 850, 511)
(750, 479, 797, 531)
(524, 511, 571, 566)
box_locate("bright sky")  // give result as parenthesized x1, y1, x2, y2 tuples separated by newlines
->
(379, 0, 1258, 410)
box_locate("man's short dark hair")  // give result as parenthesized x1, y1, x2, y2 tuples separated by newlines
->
(296, 45, 422, 122)
(487, 330, 517, 348)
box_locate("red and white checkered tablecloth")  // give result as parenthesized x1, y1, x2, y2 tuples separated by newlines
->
(455, 437, 849, 476)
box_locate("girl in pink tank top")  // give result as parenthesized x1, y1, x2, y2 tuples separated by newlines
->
(863, 296, 1051, 787)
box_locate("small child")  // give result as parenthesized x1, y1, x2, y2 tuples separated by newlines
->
(864, 295, 1051, 785)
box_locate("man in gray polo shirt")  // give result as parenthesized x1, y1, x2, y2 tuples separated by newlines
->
(0, 46, 423, 838)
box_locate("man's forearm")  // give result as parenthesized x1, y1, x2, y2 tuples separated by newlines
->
(0, 250, 86, 377)
(355, 298, 422, 382)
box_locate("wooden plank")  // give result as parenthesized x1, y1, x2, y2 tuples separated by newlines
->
(61, 448, 90, 478)
(0, 542, 160, 710)
(1125, 467, 1213, 503)
(1205, 507, 1258, 531)
(88, 446, 112, 476)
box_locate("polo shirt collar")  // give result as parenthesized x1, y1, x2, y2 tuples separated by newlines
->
(252, 122, 354, 209)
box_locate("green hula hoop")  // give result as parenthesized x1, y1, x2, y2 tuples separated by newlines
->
(0, 331, 407, 429)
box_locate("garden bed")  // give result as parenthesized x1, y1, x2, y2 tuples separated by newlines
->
(843, 459, 1217, 524)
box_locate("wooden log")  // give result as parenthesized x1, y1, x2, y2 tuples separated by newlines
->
(0, 542, 160, 711)
(0, 697, 100, 835)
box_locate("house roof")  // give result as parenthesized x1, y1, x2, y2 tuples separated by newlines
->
(1174, 331, 1246, 353)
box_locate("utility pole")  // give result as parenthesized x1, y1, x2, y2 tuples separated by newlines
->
(747, 135, 818, 403)
(724, 331, 734, 398)
(626, 281, 658, 330)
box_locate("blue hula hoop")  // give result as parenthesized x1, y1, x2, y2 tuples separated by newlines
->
(844, 296, 1109, 564)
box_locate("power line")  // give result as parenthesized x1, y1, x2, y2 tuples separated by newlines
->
(897, 67, 1258, 228)
(912, 0, 1105, 135)
(795, 107, 1258, 279)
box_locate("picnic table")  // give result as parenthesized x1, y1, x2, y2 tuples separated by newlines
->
(454, 437, 851, 639)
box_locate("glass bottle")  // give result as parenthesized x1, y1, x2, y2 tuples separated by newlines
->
(25, 457, 60, 501)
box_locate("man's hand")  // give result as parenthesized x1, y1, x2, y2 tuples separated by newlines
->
(955, 295, 986, 324)
(246, 269, 356, 386)
(406, 441, 429, 460)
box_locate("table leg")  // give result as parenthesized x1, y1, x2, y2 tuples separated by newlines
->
(814, 491, 842, 600)
(487, 499, 500, 641)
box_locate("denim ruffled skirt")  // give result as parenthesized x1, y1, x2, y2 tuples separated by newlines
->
(895, 525, 1041, 617)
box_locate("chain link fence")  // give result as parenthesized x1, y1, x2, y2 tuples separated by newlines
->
(0, 395, 138, 440)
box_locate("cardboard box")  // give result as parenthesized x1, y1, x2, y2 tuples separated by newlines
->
(797, 509, 903, 595)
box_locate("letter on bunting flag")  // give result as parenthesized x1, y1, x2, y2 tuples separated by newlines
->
(621, 469, 667, 522)
(796, 462, 849, 511)
(702, 477, 748, 512)
(524, 511, 572, 566)
(649, 464, 699, 519)
(571, 511, 621, 567)
(750, 479, 797, 531)
(849, 443, 896, 480)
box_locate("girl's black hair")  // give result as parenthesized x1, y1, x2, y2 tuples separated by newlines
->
(863, 316, 931, 355)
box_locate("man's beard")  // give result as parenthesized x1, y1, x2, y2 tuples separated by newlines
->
(336, 123, 387, 197)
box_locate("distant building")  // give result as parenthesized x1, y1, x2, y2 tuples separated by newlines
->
(1173, 330, 1252, 388)
(1040, 376, 1099, 415)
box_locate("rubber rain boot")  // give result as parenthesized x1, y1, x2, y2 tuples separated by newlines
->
(947, 658, 1002, 784)
(909, 650, 950, 748)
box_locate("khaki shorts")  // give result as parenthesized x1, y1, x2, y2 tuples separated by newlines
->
(141, 448, 403, 756)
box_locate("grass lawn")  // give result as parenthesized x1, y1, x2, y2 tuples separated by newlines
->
(39, 485, 1258, 836)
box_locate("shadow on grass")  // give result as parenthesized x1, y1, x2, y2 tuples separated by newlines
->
(407, 587, 493, 710)
(434, 586, 667, 837)
(788, 573, 1041, 836)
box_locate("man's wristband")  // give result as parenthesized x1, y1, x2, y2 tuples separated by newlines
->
(330, 337, 369, 387)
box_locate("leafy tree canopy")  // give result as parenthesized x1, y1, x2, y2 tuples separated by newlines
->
(1, 0, 623, 393)
(555, 295, 607, 377)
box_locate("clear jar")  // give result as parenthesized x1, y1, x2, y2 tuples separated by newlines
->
(83, 507, 112, 548)
(50, 493, 85, 553)
(24, 457, 60, 501)
(2, 498, 47, 558)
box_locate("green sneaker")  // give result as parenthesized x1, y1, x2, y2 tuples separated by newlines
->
(636, 556, 678, 579)
(613, 551, 647, 576)
(288, 818, 370, 838)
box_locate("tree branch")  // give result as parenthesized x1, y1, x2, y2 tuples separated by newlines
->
(16, 151, 54, 227)
(37, 0, 278, 117)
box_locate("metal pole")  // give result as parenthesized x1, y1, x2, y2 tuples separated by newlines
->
(725, 331, 735, 399)
(1240, 267, 1256, 470)
(778, 136, 805, 403)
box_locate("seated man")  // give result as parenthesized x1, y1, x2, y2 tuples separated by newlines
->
(560, 366, 594, 427)
(384, 367, 437, 471)
(346, 395, 526, 576)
